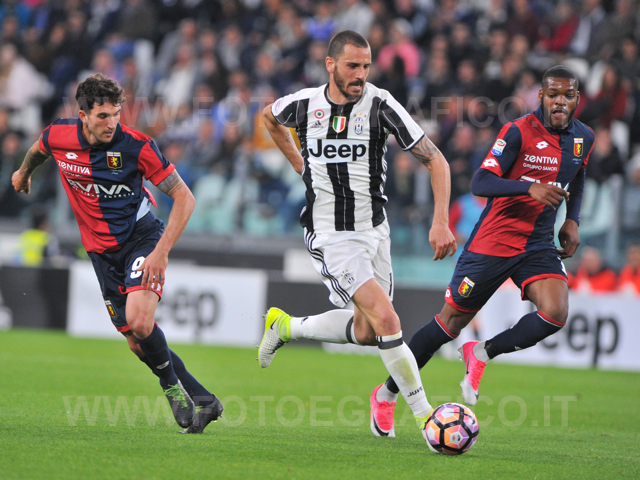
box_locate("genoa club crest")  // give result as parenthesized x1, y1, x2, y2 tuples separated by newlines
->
(105, 300, 118, 318)
(574, 138, 583, 157)
(458, 277, 475, 297)
(107, 151, 122, 169)
(332, 116, 346, 133)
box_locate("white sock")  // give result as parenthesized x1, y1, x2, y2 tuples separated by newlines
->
(377, 332, 431, 418)
(473, 341, 490, 363)
(289, 310, 359, 344)
(375, 383, 398, 404)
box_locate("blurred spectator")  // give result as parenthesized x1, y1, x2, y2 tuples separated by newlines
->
(0, 43, 52, 136)
(302, 41, 329, 87)
(306, 2, 336, 42)
(155, 17, 198, 78)
(448, 192, 486, 246)
(511, 69, 541, 116)
(378, 56, 409, 107)
(586, 125, 625, 184)
(616, 36, 640, 84)
(448, 22, 478, 73)
(484, 55, 522, 107)
(378, 19, 420, 78)
(569, 246, 617, 293)
(17, 207, 60, 267)
(0, 2, 31, 31)
(507, 0, 540, 47)
(155, 44, 198, 107)
(483, 26, 510, 80)
(335, 0, 375, 38)
(217, 24, 244, 72)
(577, 63, 628, 127)
(116, 0, 157, 41)
(441, 123, 476, 202)
(385, 151, 419, 228)
(569, 0, 606, 58)
(393, 0, 430, 44)
(618, 244, 640, 294)
(87, 0, 122, 42)
(588, 0, 637, 60)
(0, 131, 27, 217)
(421, 52, 452, 111)
(538, 0, 579, 53)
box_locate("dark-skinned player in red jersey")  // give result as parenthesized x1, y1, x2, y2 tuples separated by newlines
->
(12, 73, 222, 433)
(369, 66, 594, 438)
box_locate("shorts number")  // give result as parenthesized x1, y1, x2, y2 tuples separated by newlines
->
(131, 256, 145, 278)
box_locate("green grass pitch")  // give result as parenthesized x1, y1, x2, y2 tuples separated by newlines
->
(1, 329, 638, 479)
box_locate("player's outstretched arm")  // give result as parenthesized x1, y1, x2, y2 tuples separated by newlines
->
(263, 105, 304, 174)
(12, 141, 50, 194)
(409, 135, 457, 260)
(137, 171, 195, 290)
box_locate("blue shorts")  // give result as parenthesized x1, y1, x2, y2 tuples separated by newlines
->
(445, 248, 568, 313)
(88, 213, 164, 332)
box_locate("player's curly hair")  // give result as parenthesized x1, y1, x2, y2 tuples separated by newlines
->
(75, 73, 126, 112)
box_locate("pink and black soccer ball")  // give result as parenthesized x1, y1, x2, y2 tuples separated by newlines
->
(424, 402, 479, 455)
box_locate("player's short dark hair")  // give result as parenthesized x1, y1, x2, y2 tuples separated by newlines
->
(327, 30, 369, 59)
(542, 65, 579, 90)
(76, 73, 126, 112)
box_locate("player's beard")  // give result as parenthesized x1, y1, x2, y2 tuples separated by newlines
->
(541, 101, 575, 131)
(334, 67, 364, 102)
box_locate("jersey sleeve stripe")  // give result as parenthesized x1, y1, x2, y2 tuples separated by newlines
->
(40, 126, 52, 156)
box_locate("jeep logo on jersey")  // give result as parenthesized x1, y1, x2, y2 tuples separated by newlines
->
(66, 177, 133, 196)
(107, 152, 122, 169)
(332, 116, 346, 133)
(574, 138, 583, 157)
(308, 139, 367, 163)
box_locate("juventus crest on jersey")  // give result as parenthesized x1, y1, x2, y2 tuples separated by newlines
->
(272, 83, 424, 233)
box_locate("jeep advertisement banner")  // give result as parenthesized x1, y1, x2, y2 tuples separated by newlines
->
(67, 261, 268, 346)
(466, 287, 639, 371)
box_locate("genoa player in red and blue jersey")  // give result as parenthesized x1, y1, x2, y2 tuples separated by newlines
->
(12, 73, 222, 433)
(370, 66, 594, 437)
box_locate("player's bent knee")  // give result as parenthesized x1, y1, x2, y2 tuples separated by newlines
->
(127, 317, 153, 338)
(539, 304, 568, 326)
(373, 311, 401, 337)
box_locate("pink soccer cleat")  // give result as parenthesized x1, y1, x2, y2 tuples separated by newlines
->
(370, 384, 396, 437)
(458, 341, 487, 406)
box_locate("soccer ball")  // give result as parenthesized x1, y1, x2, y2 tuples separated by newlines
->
(423, 402, 479, 455)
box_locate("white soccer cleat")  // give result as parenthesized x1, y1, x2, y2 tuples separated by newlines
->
(257, 308, 291, 368)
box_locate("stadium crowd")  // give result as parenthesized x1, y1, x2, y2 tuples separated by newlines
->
(0, 0, 639, 283)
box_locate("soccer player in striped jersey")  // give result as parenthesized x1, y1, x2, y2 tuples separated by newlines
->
(12, 73, 222, 433)
(259, 30, 457, 442)
(370, 66, 594, 438)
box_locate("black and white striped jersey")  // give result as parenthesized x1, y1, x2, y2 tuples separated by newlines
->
(272, 83, 425, 233)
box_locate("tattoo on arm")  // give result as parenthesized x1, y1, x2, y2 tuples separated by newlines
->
(156, 170, 185, 197)
(285, 131, 296, 146)
(410, 135, 440, 167)
(23, 143, 50, 174)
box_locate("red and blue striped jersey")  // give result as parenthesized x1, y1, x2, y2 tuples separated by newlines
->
(39, 118, 175, 253)
(466, 107, 595, 257)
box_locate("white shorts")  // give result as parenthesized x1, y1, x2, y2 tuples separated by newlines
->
(304, 221, 394, 308)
